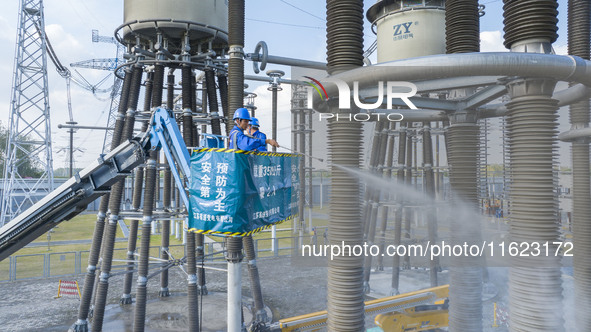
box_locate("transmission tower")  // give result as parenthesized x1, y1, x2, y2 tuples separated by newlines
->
(71, 29, 125, 154)
(1, 0, 54, 226)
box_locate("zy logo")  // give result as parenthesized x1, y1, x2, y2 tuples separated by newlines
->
(393, 22, 412, 36)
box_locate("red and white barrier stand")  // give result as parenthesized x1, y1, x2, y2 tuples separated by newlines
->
(493, 302, 509, 328)
(55, 280, 81, 300)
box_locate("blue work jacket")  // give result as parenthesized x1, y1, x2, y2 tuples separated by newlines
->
(251, 130, 267, 152)
(229, 125, 265, 151)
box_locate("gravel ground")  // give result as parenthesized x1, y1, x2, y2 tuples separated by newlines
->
(0, 258, 574, 331)
(0, 277, 81, 331)
(0, 256, 329, 332)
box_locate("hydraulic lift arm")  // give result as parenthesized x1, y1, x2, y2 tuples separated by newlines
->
(271, 285, 449, 332)
(0, 138, 147, 261)
(0, 107, 191, 261)
(148, 108, 191, 208)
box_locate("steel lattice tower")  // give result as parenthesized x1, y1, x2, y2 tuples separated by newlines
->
(92, 30, 125, 154)
(1, 0, 53, 226)
(67, 29, 126, 154)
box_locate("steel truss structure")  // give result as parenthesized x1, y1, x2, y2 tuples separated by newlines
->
(1, 0, 53, 226)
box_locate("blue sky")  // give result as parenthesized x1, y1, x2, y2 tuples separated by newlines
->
(0, 0, 573, 167)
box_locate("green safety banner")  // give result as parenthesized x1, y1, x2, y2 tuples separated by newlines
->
(188, 148, 300, 237)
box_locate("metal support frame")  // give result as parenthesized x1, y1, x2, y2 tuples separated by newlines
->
(266, 69, 284, 153)
(290, 84, 314, 237)
(70, 30, 125, 154)
(1, 0, 54, 226)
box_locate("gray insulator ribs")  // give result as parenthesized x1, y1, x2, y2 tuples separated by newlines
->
(402, 136, 413, 270)
(568, 1, 591, 329)
(446, 0, 480, 53)
(228, 0, 245, 134)
(161, 156, 172, 297)
(376, 122, 396, 271)
(422, 122, 438, 287)
(567, 0, 590, 60)
(327, 119, 364, 332)
(132, 168, 144, 210)
(217, 74, 230, 134)
(502, 0, 559, 49)
(91, 215, 119, 332)
(225, 2, 246, 329)
(506, 79, 564, 332)
(187, 233, 200, 332)
(571, 141, 591, 328)
(182, 64, 199, 332)
(92, 64, 144, 332)
(299, 109, 306, 236)
(502, 1, 563, 330)
(326, 0, 364, 74)
(362, 121, 387, 291)
(133, 153, 157, 332)
(446, 123, 483, 332)
(121, 216, 139, 305)
(181, 66, 194, 145)
(447, 124, 479, 205)
(72, 66, 134, 332)
(244, 236, 267, 321)
(569, 94, 590, 127)
(205, 69, 222, 135)
(196, 233, 207, 294)
(73, 208, 107, 331)
(391, 124, 406, 295)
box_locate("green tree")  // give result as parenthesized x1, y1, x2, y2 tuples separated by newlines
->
(0, 121, 43, 178)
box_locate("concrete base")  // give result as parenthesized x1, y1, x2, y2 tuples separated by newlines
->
(158, 288, 170, 297)
(119, 294, 133, 305)
(68, 321, 88, 332)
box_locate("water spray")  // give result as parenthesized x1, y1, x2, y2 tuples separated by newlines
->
(248, 135, 325, 162)
(277, 145, 324, 163)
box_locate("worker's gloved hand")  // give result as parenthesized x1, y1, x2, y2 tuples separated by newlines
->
(265, 139, 280, 148)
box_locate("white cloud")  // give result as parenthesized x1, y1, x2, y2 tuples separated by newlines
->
(45, 24, 87, 61)
(553, 44, 568, 55)
(0, 16, 15, 43)
(480, 30, 507, 52)
(479, 30, 569, 55)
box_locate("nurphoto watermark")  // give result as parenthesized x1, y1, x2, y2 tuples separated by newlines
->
(318, 112, 404, 122)
(305, 77, 415, 122)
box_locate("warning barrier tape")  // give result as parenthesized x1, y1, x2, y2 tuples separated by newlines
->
(188, 214, 297, 237)
(193, 147, 299, 158)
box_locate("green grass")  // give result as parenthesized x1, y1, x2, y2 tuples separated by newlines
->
(0, 259, 10, 281)
(32, 213, 110, 243)
(16, 214, 188, 256)
(2, 205, 331, 279)
(12, 254, 45, 279)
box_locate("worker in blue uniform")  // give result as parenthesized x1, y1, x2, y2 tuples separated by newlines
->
(229, 108, 279, 151)
(248, 117, 268, 152)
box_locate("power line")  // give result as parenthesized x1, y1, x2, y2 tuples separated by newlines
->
(279, 0, 325, 21)
(246, 18, 323, 30)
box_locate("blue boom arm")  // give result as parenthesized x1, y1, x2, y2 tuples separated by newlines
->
(0, 107, 192, 261)
(148, 108, 192, 208)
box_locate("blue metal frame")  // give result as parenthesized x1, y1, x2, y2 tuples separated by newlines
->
(199, 133, 227, 148)
(149, 108, 192, 208)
